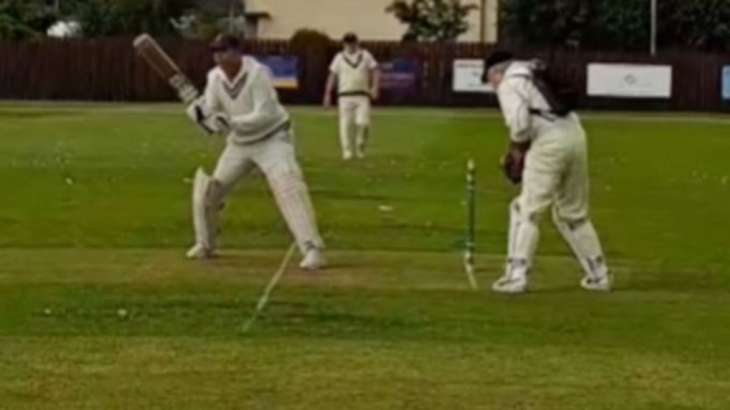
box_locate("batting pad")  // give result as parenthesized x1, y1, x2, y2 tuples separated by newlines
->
(551, 206, 608, 279)
(508, 199, 540, 267)
(266, 170, 324, 255)
(192, 168, 223, 250)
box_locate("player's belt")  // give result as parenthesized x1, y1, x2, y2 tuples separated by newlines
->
(338, 90, 371, 98)
(234, 120, 291, 146)
(529, 108, 558, 122)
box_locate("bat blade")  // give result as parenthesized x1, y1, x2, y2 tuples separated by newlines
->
(133, 33, 200, 104)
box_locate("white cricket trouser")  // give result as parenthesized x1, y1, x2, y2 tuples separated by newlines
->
(338, 95, 371, 154)
(209, 129, 324, 254)
(507, 114, 608, 279)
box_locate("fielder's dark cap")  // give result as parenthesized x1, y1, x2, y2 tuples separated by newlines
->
(209, 33, 242, 52)
(482, 50, 513, 82)
(343, 32, 359, 44)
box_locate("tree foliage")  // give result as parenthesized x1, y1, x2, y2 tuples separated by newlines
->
(386, 0, 478, 42)
(289, 29, 332, 100)
(0, 0, 56, 40)
(0, 0, 204, 39)
(63, 0, 196, 37)
(659, 0, 730, 51)
(172, 0, 248, 40)
(583, 0, 649, 50)
(499, 0, 590, 48)
(501, 0, 730, 52)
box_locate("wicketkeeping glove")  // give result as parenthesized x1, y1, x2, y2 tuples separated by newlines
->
(501, 149, 526, 185)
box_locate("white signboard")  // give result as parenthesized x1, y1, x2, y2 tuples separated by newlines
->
(453, 59, 494, 93)
(587, 63, 672, 98)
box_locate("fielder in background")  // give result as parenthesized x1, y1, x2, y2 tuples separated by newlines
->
(185, 34, 326, 270)
(323, 33, 380, 160)
(484, 51, 611, 294)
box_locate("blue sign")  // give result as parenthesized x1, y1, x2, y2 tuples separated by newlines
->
(380, 59, 420, 91)
(257, 56, 299, 90)
(723, 66, 730, 100)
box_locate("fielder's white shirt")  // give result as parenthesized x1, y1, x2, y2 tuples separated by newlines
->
(204, 56, 289, 145)
(496, 61, 556, 143)
(329, 49, 378, 96)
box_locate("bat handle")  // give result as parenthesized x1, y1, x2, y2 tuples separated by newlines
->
(169, 74, 200, 105)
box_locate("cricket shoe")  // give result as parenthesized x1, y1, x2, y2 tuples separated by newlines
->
(299, 248, 327, 271)
(581, 274, 612, 292)
(186, 243, 217, 260)
(355, 142, 367, 159)
(342, 150, 353, 161)
(491, 274, 528, 294)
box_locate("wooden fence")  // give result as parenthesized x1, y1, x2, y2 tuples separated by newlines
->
(1, 37, 730, 111)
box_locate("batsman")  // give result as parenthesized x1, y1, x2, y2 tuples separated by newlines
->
(484, 51, 611, 294)
(183, 34, 326, 270)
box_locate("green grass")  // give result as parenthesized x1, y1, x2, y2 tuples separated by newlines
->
(1, 104, 730, 409)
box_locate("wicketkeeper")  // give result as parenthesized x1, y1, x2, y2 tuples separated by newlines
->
(484, 51, 611, 293)
(185, 34, 326, 270)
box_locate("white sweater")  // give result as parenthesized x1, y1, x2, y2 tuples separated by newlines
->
(203, 56, 290, 145)
(329, 49, 378, 96)
(496, 61, 578, 143)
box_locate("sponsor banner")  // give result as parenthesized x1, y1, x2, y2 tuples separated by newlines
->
(257, 55, 299, 89)
(587, 63, 672, 98)
(453, 59, 494, 93)
(722, 66, 730, 100)
(380, 58, 420, 91)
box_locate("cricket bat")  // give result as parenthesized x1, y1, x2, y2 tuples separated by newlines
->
(133, 33, 200, 104)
